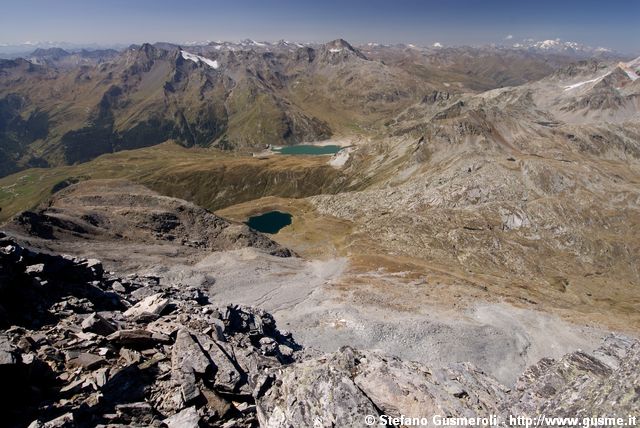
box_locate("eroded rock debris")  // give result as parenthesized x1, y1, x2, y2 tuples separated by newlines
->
(1, 231, 638, 427)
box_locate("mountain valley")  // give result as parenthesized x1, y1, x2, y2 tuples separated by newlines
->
(1, 37, 640, 426)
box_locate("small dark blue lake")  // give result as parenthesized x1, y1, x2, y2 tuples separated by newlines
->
(273, 145, 342, 155)
(245, 211, 292, 234)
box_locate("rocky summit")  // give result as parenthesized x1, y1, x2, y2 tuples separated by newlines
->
(1, 232, 639, 427)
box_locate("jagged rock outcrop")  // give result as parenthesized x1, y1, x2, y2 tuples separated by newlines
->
(254, 348, 509, 427)
(505, 335, 640, 420)
(0, 232, 298, 427)
(253, 336, 640, 427)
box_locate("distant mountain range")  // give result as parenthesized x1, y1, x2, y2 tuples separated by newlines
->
(0, 41, 127, 58)
(0, 37, 631, 59)
(0, 37, 635, 178)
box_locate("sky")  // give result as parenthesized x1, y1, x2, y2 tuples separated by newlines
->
(1, 0, 639, 53)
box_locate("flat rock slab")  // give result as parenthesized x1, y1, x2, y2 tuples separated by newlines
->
(67, 352, 107, 370)
(81, 313, 117, 336)
(194, 332, 243, 393)
(107, 329, 170, 349)
(123, 293, 169, 320)
(172, 329, 212, 403)
(164, 406, 200, 428)
(172, 329, 211, 375)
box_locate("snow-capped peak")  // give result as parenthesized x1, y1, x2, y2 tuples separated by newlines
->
(512, 38, 613, 55)
(537, 39, 561, 49)
(239, 39, 268, 47)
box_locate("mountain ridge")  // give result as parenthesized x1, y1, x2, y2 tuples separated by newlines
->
(1, 39, 633, 178)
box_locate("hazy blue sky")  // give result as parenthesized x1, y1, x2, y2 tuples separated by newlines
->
(1, 0, 639, 52)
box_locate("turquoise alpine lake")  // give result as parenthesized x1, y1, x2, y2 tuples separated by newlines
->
(273, 145, 342, 155)
(245, 211, 293, 234)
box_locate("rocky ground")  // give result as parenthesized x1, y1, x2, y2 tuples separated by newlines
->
(1, 231, 639, 428)
(306, 58, 640, 333)
(0, 231, 300, 427)
(3, 180, 617, 388)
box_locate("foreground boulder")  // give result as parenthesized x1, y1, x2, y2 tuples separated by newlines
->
(506, 335, 640, 420)
(254, 337, 640, 427)
(253, 347, 508, 426)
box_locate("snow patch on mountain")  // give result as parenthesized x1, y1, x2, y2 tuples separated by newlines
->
(563, 75, 605, 91)
(181, 50, 219, 69)
(329, 149, 350, 168)
(563, 58, 640, 91)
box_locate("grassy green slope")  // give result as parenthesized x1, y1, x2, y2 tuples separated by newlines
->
(0, 141, 345, 223)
